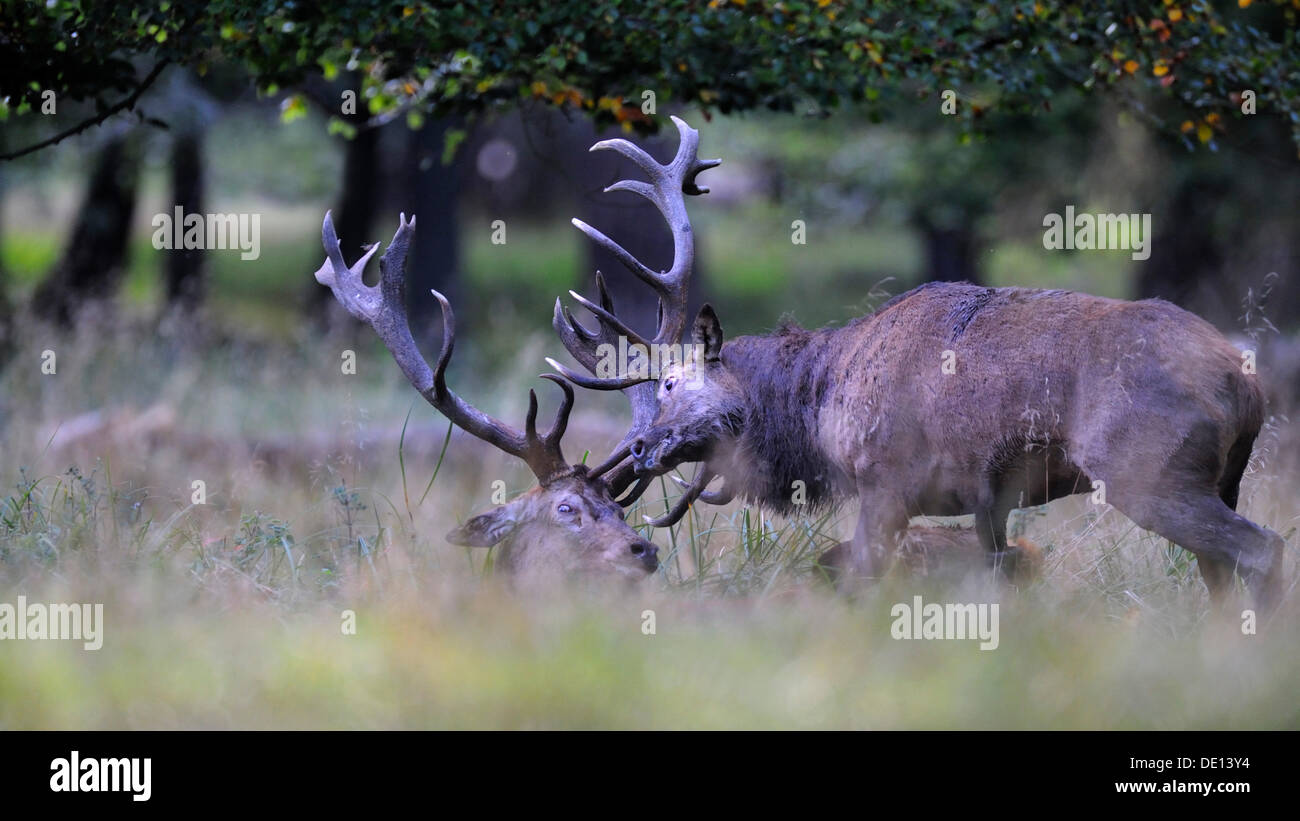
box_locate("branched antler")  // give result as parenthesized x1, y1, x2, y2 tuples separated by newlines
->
(641, 467, 717, 528)
(640, 469, 738, 528)
(317, 211, 574, 483)
(675, 473, 735, 506)
(548, 116, 719, 504)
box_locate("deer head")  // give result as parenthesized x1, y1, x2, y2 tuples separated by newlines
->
(627, 303, 747, 478)
(315, 212, 658, 582)
(548, 116, 733, 526)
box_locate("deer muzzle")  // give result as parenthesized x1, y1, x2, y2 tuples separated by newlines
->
(630, 539, 659, 572)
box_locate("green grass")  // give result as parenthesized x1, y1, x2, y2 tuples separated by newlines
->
(0, 319, 1296, 729)
(6, 582, 1298, 730)
(985, 240, 1136, 299)
(1, 159, 1296, 729)
(3, 192, 1137, 343)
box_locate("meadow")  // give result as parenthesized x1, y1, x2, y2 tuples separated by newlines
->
(1, 112, 1296, 729)
(0, 299, 1296, 729)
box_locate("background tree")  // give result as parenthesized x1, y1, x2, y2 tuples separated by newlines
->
(32, 131, 141, 325)
(3, 0, 1299, 329)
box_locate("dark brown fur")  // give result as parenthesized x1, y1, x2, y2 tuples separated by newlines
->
(815, 527, 1044, 584)
(635, 282, 1284, 607)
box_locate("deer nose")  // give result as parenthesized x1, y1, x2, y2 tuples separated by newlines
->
(630, 540, 658, 572)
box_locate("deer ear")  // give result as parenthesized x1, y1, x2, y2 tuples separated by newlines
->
(446, 504, 519, 547)
(692, 303, 724, 363)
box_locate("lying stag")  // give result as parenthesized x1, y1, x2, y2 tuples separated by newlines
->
(314, 212, 657, 583)
(550, 117, 1284, 608)
(817, 529, 1044, 583)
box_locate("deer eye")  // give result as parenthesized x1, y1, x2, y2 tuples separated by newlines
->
(557, 503, 574, 514)
(663, 377, 676, 393)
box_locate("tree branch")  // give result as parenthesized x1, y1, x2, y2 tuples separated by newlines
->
(0, 60, 170, 162)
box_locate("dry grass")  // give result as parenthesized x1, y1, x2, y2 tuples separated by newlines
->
(1, 316, 1297, 729)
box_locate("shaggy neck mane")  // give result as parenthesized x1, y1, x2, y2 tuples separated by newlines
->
(721, 321, 851, 514)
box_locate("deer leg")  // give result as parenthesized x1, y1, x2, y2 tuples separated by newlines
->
(813, 541, 849, 586)
(1196, 432, 1258, 600)
(974, 503, 1021, 581)
(1116, 493, 1284, 612)
(1196, 557, 1236, 601)
(974, 478, 1032, 582)
(837, 494, 908, 591)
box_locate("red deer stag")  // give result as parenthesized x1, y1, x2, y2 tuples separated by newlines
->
(314, 211, 658, 583)
(549, 117, 1285, 609)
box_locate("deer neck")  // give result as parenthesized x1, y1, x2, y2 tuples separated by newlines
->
(717, 327, 851, 513)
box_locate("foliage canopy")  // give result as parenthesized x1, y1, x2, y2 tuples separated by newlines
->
(1, 1, 1297, 156)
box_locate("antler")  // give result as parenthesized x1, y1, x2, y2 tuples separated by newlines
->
(316, 211, 573, 483)
(548, 115, 719, 503)
(640, 467, 714, 528)
(675, 473, 735, 506)
(640, 469, 738, 528)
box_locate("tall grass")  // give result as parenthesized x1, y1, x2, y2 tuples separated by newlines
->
(0, 315, 1296, 729)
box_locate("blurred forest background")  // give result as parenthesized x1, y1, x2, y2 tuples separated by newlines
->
(3, 1, 1298, 349)
(1, 2, 1299, 729)
(3, 47, 1298, 349)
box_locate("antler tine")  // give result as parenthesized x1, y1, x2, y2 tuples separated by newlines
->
(588, 442, 632, 480)
(675, 473, 735, 505)
(517, 378, 572, 479)
(567, 288, 652, 351)
(378, 211, 416, 314)
(317, 212, 571, 484)
(700, 486, 735, 505)
(588, 445, 657, 506)
(643, 467, 716, 527)
(570, 218, 660, 292)
(544, 357, 653, 391)
(587, 136, 662, 177)
(573, 115, 721, 328)
(537, 374, 574, 448)
(548, 270, 655, 392)
(317, 210, 383, 322)
(551, 272, 637, 370)
(615, 472, 654, 508)
(551, 117, 720, 498)
(586, 444, 668, 506)
(425, 291, 570, 482)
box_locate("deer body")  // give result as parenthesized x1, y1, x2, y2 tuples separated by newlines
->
(545, 117, 1283, 605)
(317, 118, 725, 586)
(634, 281, 1283, 604)
(322, 116, 1283, 603)
(314, 214, 658, 585)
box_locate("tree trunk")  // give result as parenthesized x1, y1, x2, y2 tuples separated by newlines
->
(399, 118, 463, 337)
(1137, 179, 1228, 310)
(310, 102, 382, 319)
(162, 132, 206, 314)
(0, 136, 11, 353)
(35, 133, 141, 325)
(915, 213, 980, 284)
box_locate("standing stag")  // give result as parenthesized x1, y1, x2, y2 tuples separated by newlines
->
(550, 117, 1285, 608)
(314, 212, 658, 583)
